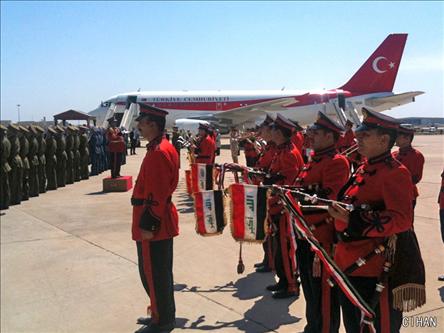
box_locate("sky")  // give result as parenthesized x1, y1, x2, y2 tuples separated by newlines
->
(1, 1, 443, 122)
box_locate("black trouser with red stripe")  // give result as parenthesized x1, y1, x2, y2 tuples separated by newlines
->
(340, 276, 402, 333)
(297, 239, 340, 333)
(110, 152, 121, 178)
(136, 239, 175, 326)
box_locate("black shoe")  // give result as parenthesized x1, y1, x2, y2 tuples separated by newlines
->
(272, 289, 299, 299)
(438, 275, 444, 281)
(266, 283, 282, 292)
(135, 322, 175, 333)
(254, 262, 264, 268)
(255, 266, 272, 273)
(137, 317, 151, 325)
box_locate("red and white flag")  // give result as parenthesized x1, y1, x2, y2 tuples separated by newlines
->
(229, 184, 268, 242)
(191, 163, 214, 193)
(194, 190, 226, 236)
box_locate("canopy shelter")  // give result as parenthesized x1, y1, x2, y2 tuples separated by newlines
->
(53, 109, 96, 126)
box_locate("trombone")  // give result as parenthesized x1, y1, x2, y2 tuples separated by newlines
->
(340, 143, 358, 157)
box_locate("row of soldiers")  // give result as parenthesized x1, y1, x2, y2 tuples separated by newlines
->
(190, 109, 425, 333)
(0, 124, 118, 210)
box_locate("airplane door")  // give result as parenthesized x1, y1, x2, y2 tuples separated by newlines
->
(337, 93, 346, 110)
(126, 95, 138, 109)
(216, 102, 223, 111)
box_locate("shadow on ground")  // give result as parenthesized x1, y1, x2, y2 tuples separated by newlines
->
(174, 272, 301, 332)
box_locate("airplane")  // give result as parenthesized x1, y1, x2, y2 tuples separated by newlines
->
(89, 33, 423, 130)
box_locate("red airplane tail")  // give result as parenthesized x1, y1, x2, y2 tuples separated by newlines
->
(340, 34, 408, 94)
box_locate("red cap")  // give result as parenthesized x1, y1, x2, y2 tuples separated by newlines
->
(309, 112, 344, 134)
(356, 108, 400, 132)
(273, 114, 297, 131)
(136, 103, 169, 120)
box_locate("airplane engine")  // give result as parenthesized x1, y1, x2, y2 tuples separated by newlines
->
(175, 119, 210, 134)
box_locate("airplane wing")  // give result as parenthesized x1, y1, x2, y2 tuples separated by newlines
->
(214, 97, 298, 124)
(365, 91, 424, 109)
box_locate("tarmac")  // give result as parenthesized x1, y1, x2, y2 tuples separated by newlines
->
(1, 135, 443, 333)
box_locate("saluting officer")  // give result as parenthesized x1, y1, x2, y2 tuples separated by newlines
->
(1, 125, 11, 210)
(19, 126, 30, 201)
(329, 108, 420, 332)
(131, 104, 179, 333)
(194, 123, 216, 164)
(392, 125, 425, 210)
(295, 112, 350, 333)
(266, 114, 304, 299)
(79, 126, 90, 180)
(35, 126, 47, 193)
(45, 126, 58, 191)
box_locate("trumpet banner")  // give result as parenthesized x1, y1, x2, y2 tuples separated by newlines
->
(229, 184, 268, 242)
(193, 190, 226, 236)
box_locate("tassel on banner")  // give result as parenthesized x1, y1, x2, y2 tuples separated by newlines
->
(237, 242, 245, 274)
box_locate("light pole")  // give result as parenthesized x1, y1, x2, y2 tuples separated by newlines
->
(17, 104, 21, 123)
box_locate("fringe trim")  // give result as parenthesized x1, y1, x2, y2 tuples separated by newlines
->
(392, 283, 426, 312)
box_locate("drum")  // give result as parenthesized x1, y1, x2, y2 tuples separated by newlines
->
(229, 183, 268, 242)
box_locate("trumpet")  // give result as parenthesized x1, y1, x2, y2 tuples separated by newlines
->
(340, 143, 359, 156)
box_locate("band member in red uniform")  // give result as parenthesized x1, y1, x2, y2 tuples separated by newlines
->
(106, 117, 125, 178)
(255, 115, 277, 172)
(254, 115, 277, 273)
(194, 123, 216, 164)
(337, 120, 356, 152)
(329, 108, 416, 333)
(132, 104, 179, 333)
(290, 120, 304, 153)
(295, 112, 350, 333)
(392, 125, 425, 209)
(241, 132, 261, 167)
(266, 114, 304, 298)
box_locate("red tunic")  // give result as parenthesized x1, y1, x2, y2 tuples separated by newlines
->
(291, 131, 304, 153)
(295, 146, 350, 244)
(195, 134, 215, 164)
(269, 141, 304, 185)
(334, 151, 413, 277)
(107, 128, 125, 153)
(131, 136, 179, 241)
(392, 146, 425, 198)
(256, 141, 277, 171)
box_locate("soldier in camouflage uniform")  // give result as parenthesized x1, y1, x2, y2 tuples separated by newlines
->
(56, 125, 67, 187)
(35, 126, 47, 193)
(45, 126, 58, 191)
(1, 125, 11, 210)
(72, 126, 81, 182)
(19, 126, 30, 201)
(79, 126, 90, 180)
(7, 125, 23, 205)
(65, 126, 75, 185)
(28, 126, 40, 197)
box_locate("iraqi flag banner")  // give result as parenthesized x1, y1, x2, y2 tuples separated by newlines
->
(193, 190, 226, 236)
(191, 163, 214, 193)
(229, 184, 268, 243)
